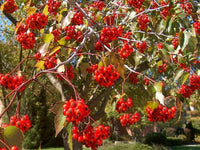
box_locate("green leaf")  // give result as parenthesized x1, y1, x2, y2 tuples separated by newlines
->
(174, 69, 184, 81)
(160, 48, 170, 61)
(67, 123, 73, 150)
(181, 73, 189, 85)
(156, 19, 165, 34)
(154, 82, 162, 92)
(80, 63, 90, 77)
(50, 102, 66, 137)
(182, 31, 191, 51)
(178, 30, 184, 48)
(133, 51, 141, 67)
(3, 126, 24, 149)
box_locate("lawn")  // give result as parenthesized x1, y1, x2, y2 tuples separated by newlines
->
(171, 145, 200, 150)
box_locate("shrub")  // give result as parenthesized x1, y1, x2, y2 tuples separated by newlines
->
(162, 127, 176, 137)
(144, 132, 166, 145)
(165, 136, 185, 146)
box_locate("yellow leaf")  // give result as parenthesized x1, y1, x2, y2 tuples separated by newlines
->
(0, 1, 7, 12)
(58, 8, 67, 23)
(15, 19, 25, 34)
(145, 101, 159, 111)
(80, 63, 90, 77)
(110, 52, 125, 80)
(26, 0, 32, 6)
(49, 46, 61, 56)
(68, 129, 73, 150)
(43, 5, 49, 16)
(58, 37, 66, 45)
(26, 7, 36, 17)
(35, 61, 45, 71)
(42, 33, 54, 44)
(40, 29, 44, 34)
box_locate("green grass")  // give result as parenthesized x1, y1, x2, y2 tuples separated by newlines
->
(171, 145, 200, 150)
(41, 148, 90, 150)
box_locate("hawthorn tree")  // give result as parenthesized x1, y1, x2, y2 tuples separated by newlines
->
(0, 0, 200, 150)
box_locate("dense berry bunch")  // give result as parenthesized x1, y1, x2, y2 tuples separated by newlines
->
(180, 2, 192, 14)
(193, 22, 200, 35)
(177, 85, 192, 98)
(179, 63, 190, 72)
(136, 41, 147, 53)
(189, 74, 200, 91)
(94, 41, 110, 52)
(172, 38, 179, 49)
(160, 0, 172, 19)
(127, 0, 145, 8)
(72, 124, 110, 150)
(157, 43, 164, 49)
(63, 99, 90, 125)
(157, 63, 167, 73)
(44, 54, 57, 69)
(129, 73, 139, 84)
(116, 98, 133, 113)
(0, 73, 26, 91)
(34, 52, 41, 61)
(100, 26, 123, 43)
(92, 1, 105, 10)
(118, 43, 133, 58)
(56, 65, 75, 80)
(93, 65, 119, 87)
(17, 32, 35, 49)
(137, 14, 149, 30)
(47, 0, 61, 15)
(146, 104, 176, 122)
(3, 0, 18, 14)
(51, 28, 61, 42)
(2, 115, 31, 133)
(26, 13, 48, 30)
(64, 25, 83, 42)
(71, 11, 84, 25)
(15, 24, 28, 35)
(104, 15, 115, 26)
(119, 112, 141, 126)
(87, 64, 98, 73)
(122, 32, 133, 44)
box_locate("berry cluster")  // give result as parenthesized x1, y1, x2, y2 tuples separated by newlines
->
(44, 54, 57, 69)
(119, 112, 141, 126)
(160, 0, 172, 19)
(118, 43, 133, 58)
(103, 15, 115, 26)
(129, 73, 139, 84)
(146, 104, 176, 123)
(15, 24, 28, 35)
(178, 74, 200, 98)
(193, 22, 200, 35)
(179, 63, 190, 72)
(26, 13, 48, 30)
(100, 26, 123, 43)
(0, 73, 25, 91)
(180, 2, 192, 14)
(127, 0, 145, 8)
(137, 14, 149, 30)
(71, 11, 84, 25)
(2, 115, 31, 133)
(94, 41, 110, 52)
(63, 99, 90, 125)
(64, 25, 83, 42)
(3, 0, 18, 14)
(72, 124, 110, 150)
(116, 98, 133, 113)
(143, 78, 150, 85)
(17, 32, 35, 49)
(34, 52, 41, 61)
(87, 64, 98, 73)
(56, 65, 75, 80)
(157, 63, 168, 73)
(0, 146, 18, 150)
(136, 41, 147, 53)
(91, 1, 105, 11)
(47, 0, 61, 15)
(157, 43, 164, 49)
(51, 28, 61, 42)
(122, 32, 133, 44)
(93, 65, 119, 87)
(172, 38, 179, 49)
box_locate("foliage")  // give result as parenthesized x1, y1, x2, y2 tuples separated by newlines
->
(144, 132, 166, 146)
